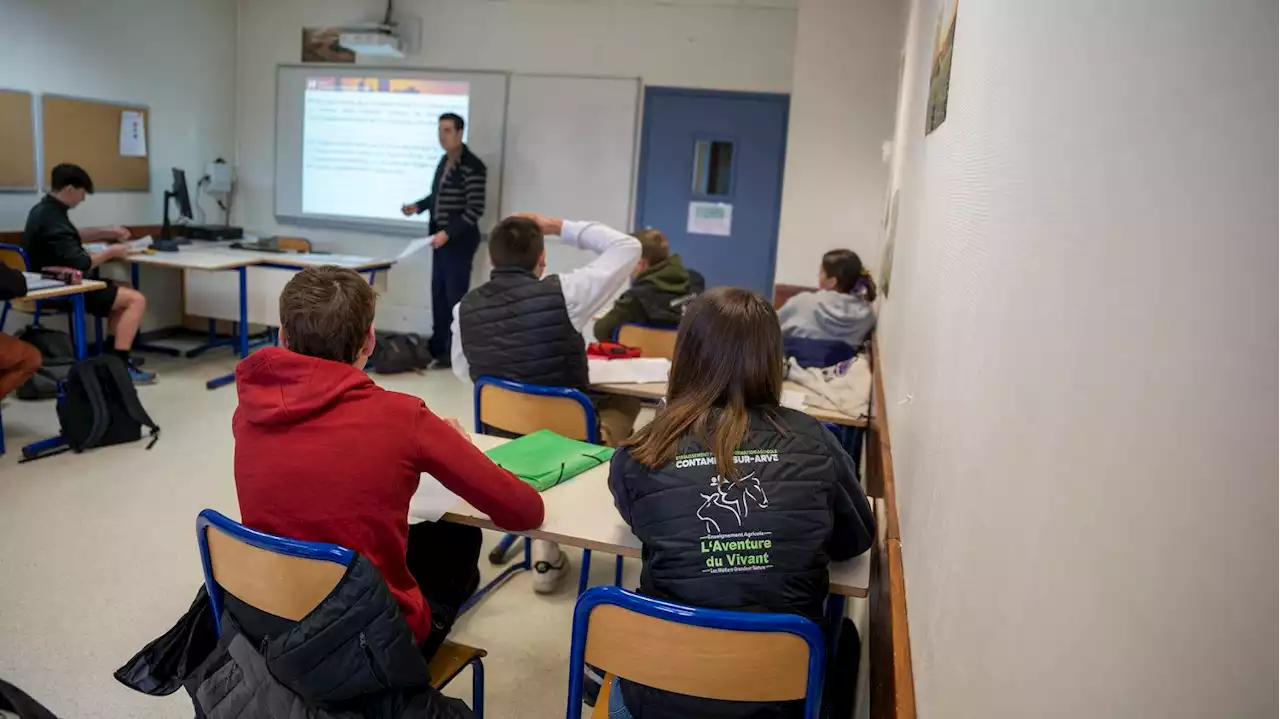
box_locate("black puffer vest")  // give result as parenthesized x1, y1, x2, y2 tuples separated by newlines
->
(607, 408, 876, 719)
(459, 267, 589, 390)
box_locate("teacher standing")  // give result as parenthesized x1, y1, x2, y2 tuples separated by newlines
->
(402, 112, 487, 368)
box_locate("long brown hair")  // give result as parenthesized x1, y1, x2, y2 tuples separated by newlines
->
(626, 287, 784, 479)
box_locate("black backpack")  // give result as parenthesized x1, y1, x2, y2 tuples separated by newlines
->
(24, 356, 159, 461)
(369, 332, 431, 374)
(14, 326, 75, 400)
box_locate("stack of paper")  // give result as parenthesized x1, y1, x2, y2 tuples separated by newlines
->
(21, 272, 63, 292)
(409, 473, 462, 521)
(780, 388, 808, 411)
(588, 357, 671, 385)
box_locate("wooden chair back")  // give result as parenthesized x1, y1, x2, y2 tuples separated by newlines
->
(275, 236, 312, 252)
(477, 381, 594, 442)
(0, 244, 36, 311)
(583, 604, 812, 702)
(204, 522, 348, 622)
(0, 245, 26, 272)
(616, 324, 678, 360)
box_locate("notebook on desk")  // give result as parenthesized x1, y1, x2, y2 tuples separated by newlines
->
(21, 272, 63, 292)
(484, 430, 615, 492)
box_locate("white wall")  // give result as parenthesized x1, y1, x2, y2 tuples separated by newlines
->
(773, 0, 902, 288)
(0, 0, 236, 331)
(234, 0, 798, 331)
(878, 0, 1277, 716)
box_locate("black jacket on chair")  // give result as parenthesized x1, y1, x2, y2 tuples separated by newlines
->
(608, 408, 875, 719)
(115, 554, 473, 719)
(458, 266, 589, 391)
(0, 264, 27, 301)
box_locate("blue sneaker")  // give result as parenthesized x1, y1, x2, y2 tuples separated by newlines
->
(128, 365, 157, 385)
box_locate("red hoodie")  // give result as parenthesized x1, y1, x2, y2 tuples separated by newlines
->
(232, 347, 544, 643)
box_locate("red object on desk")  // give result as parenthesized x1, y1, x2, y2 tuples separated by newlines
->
(41, 267, 82, 285)
(588, 342, 642, 359)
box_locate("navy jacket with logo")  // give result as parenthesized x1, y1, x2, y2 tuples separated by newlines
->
(608, 407, 875, 719)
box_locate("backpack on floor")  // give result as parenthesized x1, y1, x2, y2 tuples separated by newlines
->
(14, 326, 75, 400)
(23, 356, 160, 461)
(370, 332, 431, 374)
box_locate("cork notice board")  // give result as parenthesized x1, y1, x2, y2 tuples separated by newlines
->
(0, 90, 36, 189)
(41, 95, 150, 191)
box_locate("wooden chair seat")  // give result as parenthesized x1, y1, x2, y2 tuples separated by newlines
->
(428, 640, 488, 689)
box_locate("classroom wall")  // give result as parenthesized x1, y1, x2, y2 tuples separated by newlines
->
(233, 0, 798, 331)
(0, 0, 237, 332)
(772, 0, 902, 288)
(877, 0, 1277, 716)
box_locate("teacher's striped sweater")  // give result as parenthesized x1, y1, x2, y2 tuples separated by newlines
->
(414, 144, 487, 244)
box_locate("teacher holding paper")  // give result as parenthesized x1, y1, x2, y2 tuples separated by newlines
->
(402, 113, 487, 368)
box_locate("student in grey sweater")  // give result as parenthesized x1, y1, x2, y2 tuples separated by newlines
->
(778, 249, 878, 353)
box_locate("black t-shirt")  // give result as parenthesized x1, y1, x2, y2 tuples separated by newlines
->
(22, 194, 91, 272)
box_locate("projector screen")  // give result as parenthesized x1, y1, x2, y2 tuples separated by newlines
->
(276, 66, 507, 234)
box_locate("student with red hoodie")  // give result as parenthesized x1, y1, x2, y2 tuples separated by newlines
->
(233, 265, 544, 659)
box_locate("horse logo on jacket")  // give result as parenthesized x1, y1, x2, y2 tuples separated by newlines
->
(697, 472, 769, 534)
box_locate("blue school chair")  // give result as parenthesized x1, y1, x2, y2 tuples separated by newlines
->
(196, 509, 486, 716)
(471, 377, 625, 606)
(566, 586, 827, 719)
(0, 244, 104, 356)
(614, 323, 678, 360)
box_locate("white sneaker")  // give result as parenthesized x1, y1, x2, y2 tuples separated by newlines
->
(533, 546, 569, 594)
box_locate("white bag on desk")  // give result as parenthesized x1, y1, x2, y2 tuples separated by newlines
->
(785, 356, 872, 419)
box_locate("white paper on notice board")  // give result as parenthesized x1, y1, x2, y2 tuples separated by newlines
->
(687, 201, 732, 236)
(119, 110, 147, 157)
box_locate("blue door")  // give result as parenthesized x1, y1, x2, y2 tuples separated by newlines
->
(635, 88, 790, 296)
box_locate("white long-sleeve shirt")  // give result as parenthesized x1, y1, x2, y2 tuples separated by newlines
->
(450, 220, 642, 384)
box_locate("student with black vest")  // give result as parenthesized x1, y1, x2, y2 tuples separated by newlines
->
(607, 287, 875, 719)
(451, 212, 641, 592)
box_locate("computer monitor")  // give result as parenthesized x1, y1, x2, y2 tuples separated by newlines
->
(171, 168, 193, 219)
(160, 167, 193, 244)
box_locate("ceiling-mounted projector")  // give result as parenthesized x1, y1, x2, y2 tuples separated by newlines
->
(339, 25, 405, 58)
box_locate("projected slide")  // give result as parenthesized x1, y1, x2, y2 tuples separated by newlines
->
(301, 77, 469, 221)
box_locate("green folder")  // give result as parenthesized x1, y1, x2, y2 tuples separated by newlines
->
(483, 430, 615, 492)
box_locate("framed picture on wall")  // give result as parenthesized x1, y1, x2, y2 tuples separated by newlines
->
(925, 0, 958, 135)
(302, 27, 355, 64)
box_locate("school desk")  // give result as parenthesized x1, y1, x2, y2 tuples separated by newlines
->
(121, 249, 262, 390)
(13, 279, 108, 360)
(12, 279, 107, 458)
(589, 380, 869, 429)
(414, 433, 872, 600)
(114, 246, 394, 389)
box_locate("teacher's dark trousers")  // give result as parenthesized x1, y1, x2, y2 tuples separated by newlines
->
(428, 231, 478, 363)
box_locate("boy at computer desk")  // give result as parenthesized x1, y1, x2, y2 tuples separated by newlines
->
(232, 266, 544, 661)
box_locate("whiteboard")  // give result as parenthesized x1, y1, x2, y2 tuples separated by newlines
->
(500, 74, 641, 277)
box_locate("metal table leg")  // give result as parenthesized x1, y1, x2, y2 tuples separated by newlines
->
(205, 266, 249, 390)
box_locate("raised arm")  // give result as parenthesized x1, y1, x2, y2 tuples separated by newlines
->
(552, 220, 641, 332)
(449, 302, 471, 384)
(414, 402, 544, 531)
